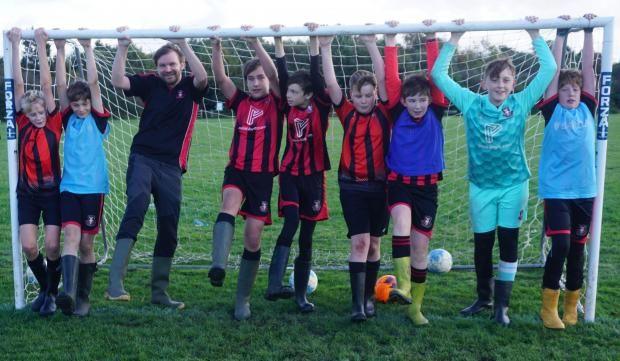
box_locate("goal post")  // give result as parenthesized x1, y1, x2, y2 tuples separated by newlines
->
(4, 17, 614, 321)
(585, 18, 614, 323)
(4, 31, 26, 310)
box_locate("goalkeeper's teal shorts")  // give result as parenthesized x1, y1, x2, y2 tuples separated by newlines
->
(468, 180, 529, 233)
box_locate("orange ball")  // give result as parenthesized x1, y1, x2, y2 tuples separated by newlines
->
(375, 274, 397, 303)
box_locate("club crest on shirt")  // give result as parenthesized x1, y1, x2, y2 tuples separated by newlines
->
(85, 215, 96, 227)
(502, 106, 513, 118)
(294, 118, 310, 139)
(576, 224, 587, 237)
(247, 106, 264, 126)
(259, 201, 268, 213)
(176, 90, 185, 99)
(421, 216, 433, 228)
(312, 200, 321, 212)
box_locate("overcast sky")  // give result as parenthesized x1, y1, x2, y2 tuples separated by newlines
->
(2, 0, 618, 60)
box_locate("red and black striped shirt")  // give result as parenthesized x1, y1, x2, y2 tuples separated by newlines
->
(16, 109, 62, 195)
(334, 94, 392, 184)
(226, 89, 284, 173)
(277, 55, 332, 175)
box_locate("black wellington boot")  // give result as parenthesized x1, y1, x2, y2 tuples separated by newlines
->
(493, 280, 513, 326)
(39, 258, 60, 317)
(265, 245, 294, 301)
(56, 255, 79, 315)
(460, 277, 494, 316)
(293, 258, 314, 313)
(74, 263, 97, 316)
(27, 254, 48, 312)
(350, 271, 367, 322)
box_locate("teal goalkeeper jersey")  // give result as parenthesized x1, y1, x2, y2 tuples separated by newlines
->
(431, 37, 556, 189)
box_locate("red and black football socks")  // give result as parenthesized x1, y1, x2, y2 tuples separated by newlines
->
(391, 235, 410, 259)
(411, 267, 428, 284)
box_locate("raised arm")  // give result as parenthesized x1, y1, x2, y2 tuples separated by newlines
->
(425, 31, 445, 105)
(524, 16, 541, 42)
(271, 28, 289, 99)
(8, 28, 24, 112)
(515, 16, 558, 108)
(111, 26, 132, 91)
(319, 36, 343, 105)
(167, 25, 208, 90)
(210, 36, 237, 100)
(384, 21, 401, 109)
(78, 38, 104, 113)
(581, 14, 597, 96)
(544, 18, 569, 99)
(246, 35, 280, 98)
(54, 38, 69, 110)
(34, 28, 55, 113)
(430, 19, 476, 113)
(308, 35, 326, 98)
(359, 34, 387, 103)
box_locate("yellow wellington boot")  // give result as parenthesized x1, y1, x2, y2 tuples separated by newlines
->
(540, 288, 565, 330)
(407, 282, 429, 325)
(389, 257, 412, 304)
(563, 289, 581, 326)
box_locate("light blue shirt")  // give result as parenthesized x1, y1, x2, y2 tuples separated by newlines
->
(539, 102, 597, 199)
(60, 110, 110, 194)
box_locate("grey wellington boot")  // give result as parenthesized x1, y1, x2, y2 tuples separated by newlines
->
(105, 238, 134, 301)
(234, 258, 260, 320)
(151, 257, 185, 309)
(209, 221, 234, 287)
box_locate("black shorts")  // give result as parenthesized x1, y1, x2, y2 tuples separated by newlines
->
(544, 198, 594, 244)
(60, 192, 105, 234)
(340, 188, 388, 238)
(387, 181, 438, 236)
(223, 166, 274, 225)
(278, 172, 329, 222)
(17, 193, 61, 226)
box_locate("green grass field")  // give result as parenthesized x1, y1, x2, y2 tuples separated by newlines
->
(0, 115, 619, 360)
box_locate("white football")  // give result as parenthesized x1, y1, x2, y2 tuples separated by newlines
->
(288, 269, 318, 294)
(427, 248, 453, 273)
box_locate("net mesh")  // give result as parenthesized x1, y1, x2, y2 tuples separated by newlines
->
(15, 28, 603, 301)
